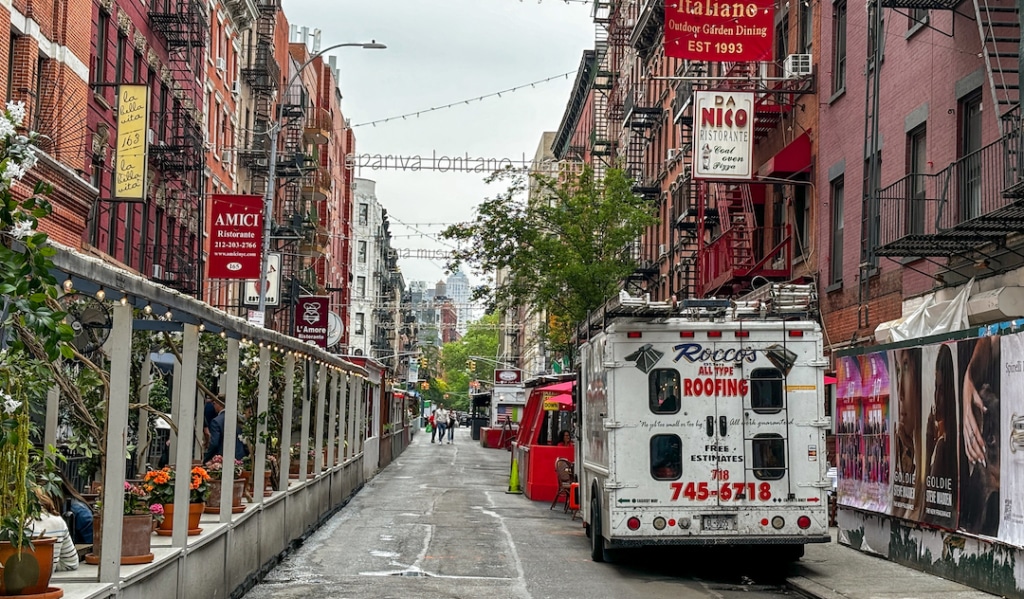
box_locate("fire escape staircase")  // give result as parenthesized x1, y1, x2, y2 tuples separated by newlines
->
(973, 0, 1021, 132)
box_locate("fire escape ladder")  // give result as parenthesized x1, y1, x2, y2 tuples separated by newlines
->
(973, 0, 1021, 132)
(716, 184, 756, 270)
(859, 0, 885, 330)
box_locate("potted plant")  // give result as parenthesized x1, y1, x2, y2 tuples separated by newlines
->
(203, 456, 246, 514)
(241, 455, 276, 497)
(0, 101, 74, 598)
(85, 482, 157, 565)
(143, 466, 210, 536)
(288, 443, 317, 477)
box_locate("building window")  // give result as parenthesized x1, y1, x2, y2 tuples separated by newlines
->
(867, 1, 885, 69)
(831, 0, 847, 95)
(357, 241, 367, 263)
(862, 152, 881, 266)
(959, 91, 983, 220)
(799, 0, 813, 54)
(94, 12, 109, 85)
(750, 368, 784, 413)
(793, 182, 809, 256)
(358, 203, 368, 226)
(909, 8, 928, 30)
(115, 33, 126, 83)
(650, 434, 682, 480)
(752, 434, 786, 480)
(648, 369, 680, 414)
(357, 276, 366, 298)
(355, 312, 365, 335)
(907, 126, 927, 235)
(830, 176, 844, 284)
(774, 12, 789, 78)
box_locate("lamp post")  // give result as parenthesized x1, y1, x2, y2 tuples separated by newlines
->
(253, 40, 386, 327)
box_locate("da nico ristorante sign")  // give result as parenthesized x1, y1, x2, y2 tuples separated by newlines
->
(114, 84, 150, 201)
(209, 194, 263, 279)
(693, 91, 755, 180)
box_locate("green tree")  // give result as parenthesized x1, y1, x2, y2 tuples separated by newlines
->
(436, 313, 500, 411)
(442, 166, 656, 356)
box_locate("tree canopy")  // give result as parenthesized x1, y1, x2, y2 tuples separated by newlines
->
(441, 166, 657, 352)
(419, 313, 500, 412)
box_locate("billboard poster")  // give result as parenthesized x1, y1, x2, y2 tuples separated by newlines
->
(920, 343, 959, 529)
(836, 356, 862, 507)
(999, 334, 1024, 545)
(294, 296, 329, 348)
(114, 84, 149, 201)
(664, 0, 774, 61)
(957, 336, 1001, 537)
(209, 194, 264, 279)
(837, 352, 890, 512)
(693, 91, 755, 180)
(891, 347, 924, 520)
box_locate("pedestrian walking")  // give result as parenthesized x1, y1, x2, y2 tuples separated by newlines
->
(429, 411, 437, 443)
(447, 410, 456, 444)
(434, 404, 448, 446)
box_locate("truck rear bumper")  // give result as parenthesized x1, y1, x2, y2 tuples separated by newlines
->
(608, 534, 831, 548)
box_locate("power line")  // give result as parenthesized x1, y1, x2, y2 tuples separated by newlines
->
(350, 70, 576, 128)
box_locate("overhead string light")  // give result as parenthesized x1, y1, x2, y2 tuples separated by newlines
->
(351, 70, 576, 128)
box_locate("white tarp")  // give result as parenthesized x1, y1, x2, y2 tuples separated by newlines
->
(887, 279, 974, 342)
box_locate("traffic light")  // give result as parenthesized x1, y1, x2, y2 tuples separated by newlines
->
(419, 357, 427, 368)
(468, 359, 476, 372)
(420, 381, 429, 390)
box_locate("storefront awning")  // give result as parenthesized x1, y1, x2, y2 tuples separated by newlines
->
(759, 131, 811, 178)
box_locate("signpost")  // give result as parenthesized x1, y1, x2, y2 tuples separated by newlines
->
(693, 91, 755, 180)
(664, 0, 775, 61)
(244, 253, 281, 306)
(209, 194, 264, 279)
(294, 296, 329, 347)
(113, 84, 150, 201)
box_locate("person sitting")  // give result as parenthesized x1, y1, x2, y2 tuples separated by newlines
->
(29, 486, 79, 572)
(60, 476, 94, 545)
(556, 430, 572, 446)
(204, 398, 249, 463)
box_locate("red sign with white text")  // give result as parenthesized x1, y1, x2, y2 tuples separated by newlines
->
(209, 194, 263, 279)
(665, 0, 775, 61)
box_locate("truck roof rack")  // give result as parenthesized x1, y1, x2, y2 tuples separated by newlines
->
(575, 284, 818, 342)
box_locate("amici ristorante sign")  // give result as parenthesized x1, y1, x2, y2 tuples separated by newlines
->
(665, 0, 775, 61)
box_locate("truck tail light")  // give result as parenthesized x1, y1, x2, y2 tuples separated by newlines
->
(734, 330, 750, 338)
(679, 331, 695, 338)
(627, 331, 642, 339)
(627, 517, 641, 530)
(797, 516, 811, 529)
(707, 330, 722, 338)
(789, 330, 804, 337)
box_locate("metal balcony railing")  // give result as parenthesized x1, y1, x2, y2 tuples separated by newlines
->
(698, 225, 791, 296)
(304, 107, 333, 144)
(876, 113, 1024, 257)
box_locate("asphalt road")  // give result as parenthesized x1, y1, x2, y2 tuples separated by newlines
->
(244, 427, 803, 599)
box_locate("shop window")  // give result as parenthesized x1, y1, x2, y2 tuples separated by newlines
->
(650, 434, 682, 480)
(750, 368, 784, 413)
(649, 369, 680, 414)
(752, 434, 786, 480)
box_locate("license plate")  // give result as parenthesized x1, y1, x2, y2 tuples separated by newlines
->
(701, 515, 735, 531)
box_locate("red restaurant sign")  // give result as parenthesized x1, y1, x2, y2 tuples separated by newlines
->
(294, 296, 329, 347)
(209, 194, 263, 279)
(665, 0, 774, 62)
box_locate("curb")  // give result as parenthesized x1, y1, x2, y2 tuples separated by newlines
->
(786, 575, 847, 599)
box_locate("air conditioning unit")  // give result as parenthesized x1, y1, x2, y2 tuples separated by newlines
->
(147, 129, 155, 145)
(783, 54, 812, 79)
(658, 244, 668, 257)
(216, 56, 227, 71)
(231, 81, 241, 96)
(667, 148, 680, 162)
(152, 264, 164, 279)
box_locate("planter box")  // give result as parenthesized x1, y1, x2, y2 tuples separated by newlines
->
(85, 513, 154, 565)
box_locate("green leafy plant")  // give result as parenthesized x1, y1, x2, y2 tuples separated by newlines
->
(0, 101, 75, 548)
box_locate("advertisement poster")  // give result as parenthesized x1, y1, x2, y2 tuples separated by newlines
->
(209, 194, 264, 279)
(664, 0, 774, 61)
(891, 347, 923, 520)
(957, 337, 1001, 537)
(999, 335, 1024, 546)
(859, 352, 891, 513)
(920, 344, 959, 529)
(693, 91, 755, 180)
(294, 296, 329, 347)
(114, 84, 149, 201)
(836, 356, 862, 508)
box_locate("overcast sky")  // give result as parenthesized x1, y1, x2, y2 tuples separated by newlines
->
(280, 0, 594, 289)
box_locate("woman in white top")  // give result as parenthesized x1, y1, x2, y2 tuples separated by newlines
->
(29, 486, 79, 572)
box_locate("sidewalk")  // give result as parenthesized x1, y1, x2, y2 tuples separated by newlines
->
(788, 530, 1000, 599)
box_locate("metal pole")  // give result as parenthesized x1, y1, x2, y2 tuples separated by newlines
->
(253, 41, 384, 327)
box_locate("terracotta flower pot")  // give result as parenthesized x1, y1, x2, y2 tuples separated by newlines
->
(85, 514, 154, 566)
(0, 537, 58, 596)
(155, 502, 204, 536)
(205, 479, 246, 514)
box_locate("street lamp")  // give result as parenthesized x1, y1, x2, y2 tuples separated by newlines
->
(253, 41, 386, 326)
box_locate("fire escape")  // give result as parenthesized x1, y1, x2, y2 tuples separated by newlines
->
(621, 0, 665, 296)
(148, 0, 209, 296)
(678, 57, 814, 298)
(591, 0, 627, 180)
(873, 0, 1022, 293)
(238, 0, 281, 194)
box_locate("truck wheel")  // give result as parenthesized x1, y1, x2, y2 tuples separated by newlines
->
(589, 497, 612, 562)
